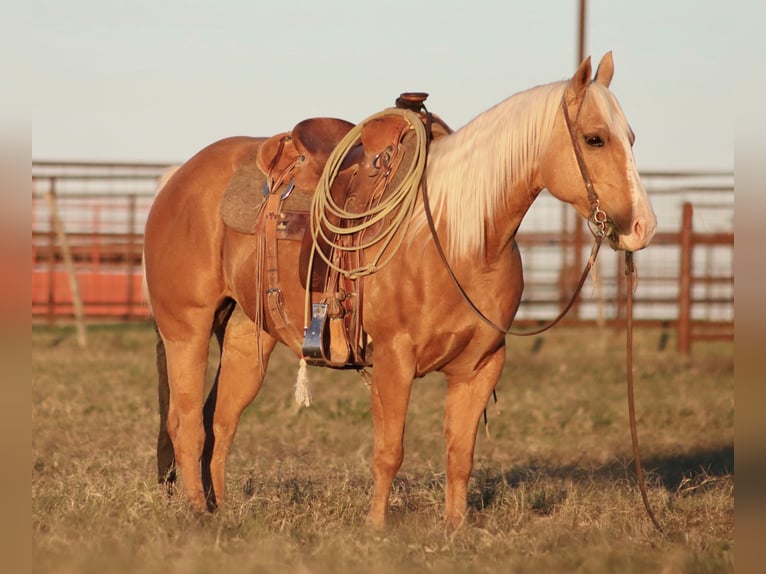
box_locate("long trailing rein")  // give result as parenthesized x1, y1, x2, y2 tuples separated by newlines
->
(625, 252, 663, 532)
(418, 92, 663, 533)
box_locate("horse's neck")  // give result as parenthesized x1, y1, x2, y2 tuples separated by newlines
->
(424, 83, 561, 262)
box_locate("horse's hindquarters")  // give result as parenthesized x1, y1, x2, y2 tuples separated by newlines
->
(144, 136, 266, 510)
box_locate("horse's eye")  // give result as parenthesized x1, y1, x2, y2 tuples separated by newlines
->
(584, 134, 604, 148)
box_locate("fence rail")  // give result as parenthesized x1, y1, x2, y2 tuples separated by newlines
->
(31, 162, 733, 352)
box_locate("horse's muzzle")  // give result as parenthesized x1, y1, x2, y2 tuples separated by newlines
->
(612, 213, 657, 251)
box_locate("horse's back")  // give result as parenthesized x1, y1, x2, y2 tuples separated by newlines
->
(145, 136, 263, 261)
(149, 136, 263, 212)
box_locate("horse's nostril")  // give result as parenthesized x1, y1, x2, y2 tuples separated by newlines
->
(633, 217, 644, 239)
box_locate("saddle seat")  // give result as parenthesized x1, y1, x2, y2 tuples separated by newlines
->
(255, 118, 355, 192)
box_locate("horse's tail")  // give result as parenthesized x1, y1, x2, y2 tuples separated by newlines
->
(141, 165, 182, 316)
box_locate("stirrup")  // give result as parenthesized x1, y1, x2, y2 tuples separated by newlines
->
(302, 303, 350, 367)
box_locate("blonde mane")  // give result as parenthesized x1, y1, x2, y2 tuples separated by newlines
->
(412, 81, 569, 259)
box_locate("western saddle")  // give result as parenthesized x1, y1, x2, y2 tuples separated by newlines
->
(220, 93, 451, 368)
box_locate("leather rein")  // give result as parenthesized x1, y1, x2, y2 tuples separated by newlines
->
(418, 90, 663, 533)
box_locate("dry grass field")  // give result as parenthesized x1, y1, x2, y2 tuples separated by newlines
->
(32, 323, 733, 573)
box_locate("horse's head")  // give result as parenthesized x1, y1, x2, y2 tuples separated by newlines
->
(540, 52, 656, 251)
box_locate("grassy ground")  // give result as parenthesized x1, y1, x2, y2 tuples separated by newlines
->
(32, 323, 733, 573)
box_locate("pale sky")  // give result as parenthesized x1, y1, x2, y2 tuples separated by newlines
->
(31, 0, 736, 171)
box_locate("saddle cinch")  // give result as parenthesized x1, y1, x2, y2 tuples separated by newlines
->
(220, 93, 452, 368)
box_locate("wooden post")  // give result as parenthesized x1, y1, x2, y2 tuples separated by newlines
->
(92, 205, 101, 275)
(47, 180, 57, 327)
(45, 189, 88, 349)
(572, 0, 588, 321)
(559, 206, 570, 309)
(125, 194, 137, 319)
(677, 202, 693, 353)
(578, 0, 587, 65)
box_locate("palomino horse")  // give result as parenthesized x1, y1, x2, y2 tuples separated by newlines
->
(144, 53, 656, 527)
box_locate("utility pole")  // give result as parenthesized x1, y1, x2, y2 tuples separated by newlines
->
(558, 0, 588, 321)
(571, 0, 587, 319)
(578, 0, 587, 64)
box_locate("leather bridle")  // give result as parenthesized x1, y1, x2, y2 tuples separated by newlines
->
(560, 90, 616, 242)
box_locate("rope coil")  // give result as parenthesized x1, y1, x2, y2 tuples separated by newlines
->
(308, 108, 428, 279)
(303, 108, 428, 328)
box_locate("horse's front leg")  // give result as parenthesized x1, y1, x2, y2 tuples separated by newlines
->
(443, 345, 506, 528)
(368, 348, 415, 527)
(204, 305, 276, 506)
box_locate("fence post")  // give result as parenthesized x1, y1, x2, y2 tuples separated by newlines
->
(46, 188, 88, 349)
(47, 179, 57, 326)
(125, 194, 137, 319)
(677, 202, 693, 353)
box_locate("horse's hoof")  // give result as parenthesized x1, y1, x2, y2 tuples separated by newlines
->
(365, 512, 387, 530)
(158, 474, 177, 496)
(444, 512, 466, 531)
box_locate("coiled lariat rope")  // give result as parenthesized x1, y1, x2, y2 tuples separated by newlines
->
(303, 108, 428, 328)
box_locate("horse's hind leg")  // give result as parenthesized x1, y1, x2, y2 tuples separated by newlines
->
(206, 304, 276, 505)
(156, 301, 234, 496)
(200, 300, 237, 507)
(160, 308, 219, 512)
(155, 326, 176, 490)
(443, 345, 506, 528)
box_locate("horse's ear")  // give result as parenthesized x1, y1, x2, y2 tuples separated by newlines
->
(567, 56, 592, 102)
(594, 51, 614, 87)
